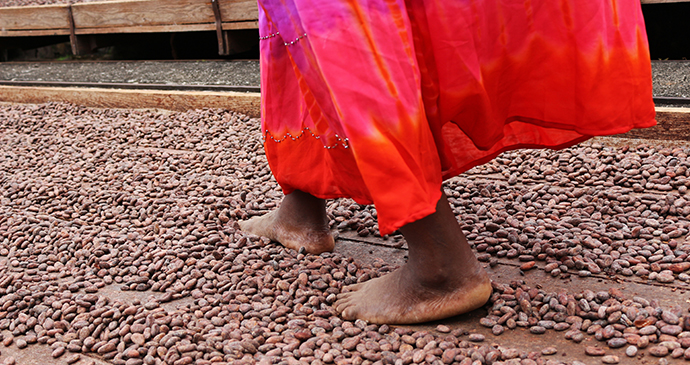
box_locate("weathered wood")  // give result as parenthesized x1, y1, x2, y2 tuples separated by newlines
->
(212, 0, 227, 55)
(72, 0, 215, 29)
(67, 5, 80, 55)
(74, 23, 216, 35)
(218, 0, 258, 23)
(222, 20, 258, 30)
(0, 85, 261, 118)
(656, 107, 690, 113)
(1, 22, 256, 37)
(0, 0, 258, 37)
(0, 29, 70, 36)
(0, 4, 69, 31)
(71, 21, 257, 35)
(71, 0, 257, 29)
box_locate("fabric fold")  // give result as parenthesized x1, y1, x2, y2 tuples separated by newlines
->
(258, 0, 656, 235)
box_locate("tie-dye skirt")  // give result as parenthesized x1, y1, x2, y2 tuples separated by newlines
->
(258, 0, 656, 235)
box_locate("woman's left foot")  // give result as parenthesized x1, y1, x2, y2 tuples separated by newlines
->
(239, 190, 334, 254)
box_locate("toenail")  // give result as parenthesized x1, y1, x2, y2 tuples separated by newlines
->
(298, 246, 306, 254)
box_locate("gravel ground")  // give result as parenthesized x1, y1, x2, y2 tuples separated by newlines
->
(1, 101, 690, 365)
(0, 61, 260, 88)
(0, 60, 687, 97)
(653, 61, 690, 98)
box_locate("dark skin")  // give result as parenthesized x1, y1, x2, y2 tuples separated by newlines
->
(240, 190, 491, 324)
(240, 190, 335, 254)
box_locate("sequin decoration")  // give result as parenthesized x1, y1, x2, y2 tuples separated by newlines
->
(263, 127, 349, 149)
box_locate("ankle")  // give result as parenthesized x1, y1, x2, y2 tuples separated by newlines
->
(404, 263, 458, 289)
(277, 191, 329, 229)
(405, 254, 487, 289)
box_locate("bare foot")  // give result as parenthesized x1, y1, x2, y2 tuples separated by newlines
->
(334, 193, 492, 324)
(239, 190, 335, 254)
(335, 261, 491, 324)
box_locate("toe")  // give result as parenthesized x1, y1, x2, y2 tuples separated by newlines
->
(238, 216, 260, 233)
(335, 291, 351, 300)
(341, 282, 364, 293)
(334, 294, 354, 311)
(340, 305, 359, 321)
(333, 301, 347, 314)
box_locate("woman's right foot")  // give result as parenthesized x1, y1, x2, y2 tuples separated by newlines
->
(335, 257, 491, 324)
(335, 192, 492, 324)
(239, 190, 335, 254)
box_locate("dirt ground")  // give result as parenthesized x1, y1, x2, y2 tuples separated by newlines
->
(1, 60, 690, 365)
(620, 109, 690, 142)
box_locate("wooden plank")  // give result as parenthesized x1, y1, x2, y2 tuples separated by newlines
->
(74, 23, 216, 35)
(71, 0, 256, 29)
(1, 21, 257, 37)
(72, 0, 214, 28)
(218, 0, 258, 23)
(72, 20, 257, 35)
(0, 85, 261, 118)
(0, 0, 258, 37)
(0, 29, 70, 37)
(222, 20, 258, 30)
(0, 4, 69, 31)
(656, 106, 690, 113)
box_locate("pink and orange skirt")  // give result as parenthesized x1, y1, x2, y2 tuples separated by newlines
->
(258, 0, 656, 235)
